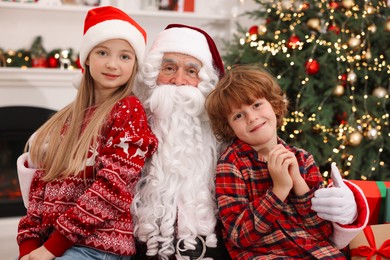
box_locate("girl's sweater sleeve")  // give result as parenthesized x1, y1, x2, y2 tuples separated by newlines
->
(17, 169, 48, 258)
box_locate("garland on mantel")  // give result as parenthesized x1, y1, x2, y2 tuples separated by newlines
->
(0, 36, 80, 69)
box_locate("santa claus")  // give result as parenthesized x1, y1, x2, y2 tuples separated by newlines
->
(131, 24, 228, 260)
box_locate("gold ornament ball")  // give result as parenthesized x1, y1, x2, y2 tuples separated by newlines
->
(386, 18, 390, 32)
(349, 131, 363, 146)
(348, 36, 361, 49)
(307, 18, 321, 31)
(372, 86, 388, 98)
(342, 0, 354, 9)
(258, 24, 267, 35)
(333, 84, 345, 96)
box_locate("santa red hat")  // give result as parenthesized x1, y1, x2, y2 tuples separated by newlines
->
(73, 6, 146, 88)
(149, 24, 225, 79)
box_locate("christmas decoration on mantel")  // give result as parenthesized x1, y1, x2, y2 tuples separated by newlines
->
(0, 0, 101, 7)
(1, 36, 80, 69)
(223, 0, 390, 181)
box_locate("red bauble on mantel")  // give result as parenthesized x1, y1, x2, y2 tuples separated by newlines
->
(305, 59, 320, 75)
(47, 56, 59, 68)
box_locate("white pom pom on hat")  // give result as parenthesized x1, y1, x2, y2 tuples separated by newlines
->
(73, 6, 146, 88)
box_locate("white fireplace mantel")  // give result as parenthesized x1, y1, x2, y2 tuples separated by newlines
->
(0, 68, 78, 111)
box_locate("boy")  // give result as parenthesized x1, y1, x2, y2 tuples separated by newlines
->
(205, 64, 346, 259)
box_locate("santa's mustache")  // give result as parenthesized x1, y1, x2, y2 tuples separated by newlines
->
(147, 85, 207, 119)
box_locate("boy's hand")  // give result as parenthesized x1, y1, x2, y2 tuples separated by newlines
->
(284, 152, 309, 196)
(285, 153, 301, 183)
(268, 144, 293, 200)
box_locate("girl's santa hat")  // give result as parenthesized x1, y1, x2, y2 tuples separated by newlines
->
(73, 6, 146, 88)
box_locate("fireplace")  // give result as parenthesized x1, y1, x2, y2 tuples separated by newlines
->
(0, 68, 77, 217)
(0, 106, 55, 217)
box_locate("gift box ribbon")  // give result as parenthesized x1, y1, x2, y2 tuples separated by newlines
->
(350, 226, 390, 259)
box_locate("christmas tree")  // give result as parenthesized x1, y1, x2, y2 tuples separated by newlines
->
(222, 0, 390, 181)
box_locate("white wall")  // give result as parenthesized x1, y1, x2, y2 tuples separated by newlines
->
(0, 0, 258, 54)
(0, 217, 21, 260)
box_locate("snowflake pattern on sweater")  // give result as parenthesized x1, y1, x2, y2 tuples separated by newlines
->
(17, 96, 158, 257)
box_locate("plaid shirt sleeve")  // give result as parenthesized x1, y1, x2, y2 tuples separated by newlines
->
(216, 149, 286, 249)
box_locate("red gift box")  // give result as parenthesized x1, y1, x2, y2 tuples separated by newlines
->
(349, 181, 390, 225)
(349, 224, 390, 259)
(385, 188, 390, 224)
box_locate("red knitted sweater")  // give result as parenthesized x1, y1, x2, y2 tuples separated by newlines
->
(17, 96, 157, 257)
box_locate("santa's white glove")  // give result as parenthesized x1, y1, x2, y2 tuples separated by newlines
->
(311, 163, 358, 225)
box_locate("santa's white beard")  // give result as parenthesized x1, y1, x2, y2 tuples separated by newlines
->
(133, 85, 219, 258)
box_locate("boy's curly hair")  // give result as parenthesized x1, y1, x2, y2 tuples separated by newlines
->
(205, 64, 288, 142)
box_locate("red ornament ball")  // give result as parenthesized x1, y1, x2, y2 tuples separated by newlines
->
(340, 73, 348, 86)
(301, 2, 310, 11)
(336, 112, 348, 125)
(305, 59, 320, 75)
(328, 24, 340, 35)
(287, 35, 301, 49)
(329, 1, 339, 9)
(47, 56, 58, 68)
(248, 25, 258, 35)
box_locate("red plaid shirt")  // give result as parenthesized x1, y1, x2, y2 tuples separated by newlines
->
(216, 138, 346, 259)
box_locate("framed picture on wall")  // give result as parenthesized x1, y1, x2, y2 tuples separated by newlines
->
(159, 0, 194, 12)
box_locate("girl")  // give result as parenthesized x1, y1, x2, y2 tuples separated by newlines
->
(17, 6, 157, 260)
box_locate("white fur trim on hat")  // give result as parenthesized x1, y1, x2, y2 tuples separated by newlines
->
(79, 19, 146, 69)
(149, 27, 213, 70)
(17, 153, 36, 208)
(72, 71, 83, 89)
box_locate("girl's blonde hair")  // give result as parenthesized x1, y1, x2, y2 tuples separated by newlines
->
(28, 62, 138, 181)
(205, 64, 288, 142)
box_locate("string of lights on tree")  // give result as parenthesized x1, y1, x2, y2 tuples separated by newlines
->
(223, 0, 390, 181)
